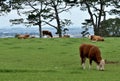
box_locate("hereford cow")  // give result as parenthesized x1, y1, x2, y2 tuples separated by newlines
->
(16, 34, 30, 39)
(88, 35, 104, 41)
(42, 30, 53, 38)
(79, 44, 105, 70)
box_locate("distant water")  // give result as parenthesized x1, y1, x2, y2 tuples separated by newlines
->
(0, 27, 94, 38)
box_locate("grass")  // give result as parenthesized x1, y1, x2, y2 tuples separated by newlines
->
(0, 37, 120, 81)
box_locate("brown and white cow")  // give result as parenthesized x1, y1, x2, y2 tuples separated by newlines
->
(79, 44, 105, 70)
(16, 34, 30, 39)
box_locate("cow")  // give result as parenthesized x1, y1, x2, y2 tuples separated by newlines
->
(79, 44, 105, 71)
(63, 35, 70, 38)
(42, 30, 53, 38)
(88, 35, 104, 41)
(16, 34, 30, 39)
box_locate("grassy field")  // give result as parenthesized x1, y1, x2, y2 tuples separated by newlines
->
(0, 37, 120, 81)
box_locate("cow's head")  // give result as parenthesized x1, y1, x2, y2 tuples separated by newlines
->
(98, 59, 105, 71)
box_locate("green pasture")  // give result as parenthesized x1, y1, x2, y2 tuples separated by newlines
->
(0, 37, 120, 81)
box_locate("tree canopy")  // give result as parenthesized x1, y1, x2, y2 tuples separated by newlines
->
(101, 18, 120, 37)
(0, 0, 11, 16)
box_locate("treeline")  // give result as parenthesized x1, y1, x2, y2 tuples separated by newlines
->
(0, 0, 120, 37)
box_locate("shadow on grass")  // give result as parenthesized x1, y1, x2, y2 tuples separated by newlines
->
(0, 69, 58, 73)
(0, 69, 39, 73)
(38, 47, 44, 50)
(41, 69, 58, 73)
(3, 42, 13, 45)
(9, 46, 22, 49)
(106, 60, 120, 64)
(70, 71, 82, 74)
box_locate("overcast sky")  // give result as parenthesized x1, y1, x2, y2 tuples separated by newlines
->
(0, 7, 90, 28)
(0, 6, 117, 29)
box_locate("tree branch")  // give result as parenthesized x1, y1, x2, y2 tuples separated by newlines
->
(42, 20, 57, 29)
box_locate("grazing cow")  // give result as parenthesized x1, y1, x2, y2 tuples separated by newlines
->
(16, 34, 30, 39)
(88, 35, 104, 41)
(42, 30, 53, 38)
(79, 44, 105, 70)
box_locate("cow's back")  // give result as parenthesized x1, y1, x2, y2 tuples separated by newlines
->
(88, 46, 101, 59)
(80, 44, 93, 58)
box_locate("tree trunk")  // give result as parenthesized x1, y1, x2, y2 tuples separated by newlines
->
(97, 0, 104, 35)
(85, 1, 96, 35)
(38, 14, 42, 38)
(38, 23, 42, 38)
(94, 26, 99, 35)
(53, 2, 62, 37)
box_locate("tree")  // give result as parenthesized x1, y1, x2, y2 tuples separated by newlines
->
(81, 19, 91, 37)
(79, 0, 112, 35)
(64, 0, 104, 35)
(25, 0, 48, 38)
(100, 18, 120, 37)
(100, 1, 120, 37)
(9, 0, 72, 38)
(43, 0, 72, 37)
(9, 0, 47, 38)
(109, 0, 120, 16)
(72, 0, 120, 36)
(0, 0, 11, 16)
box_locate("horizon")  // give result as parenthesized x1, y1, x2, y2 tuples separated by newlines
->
(0, 26, 94, 38)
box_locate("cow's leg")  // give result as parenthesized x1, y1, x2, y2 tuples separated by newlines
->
(89, 59, 92, 69)
(81, 57, 86, 69)
(97, 65, 100, 70)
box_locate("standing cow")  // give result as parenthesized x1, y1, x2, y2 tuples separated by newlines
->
(79, 44, 105, 70)
(42, 30, 53, 38)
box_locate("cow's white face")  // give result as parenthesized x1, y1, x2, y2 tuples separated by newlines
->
(98, 59, 105, 71)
